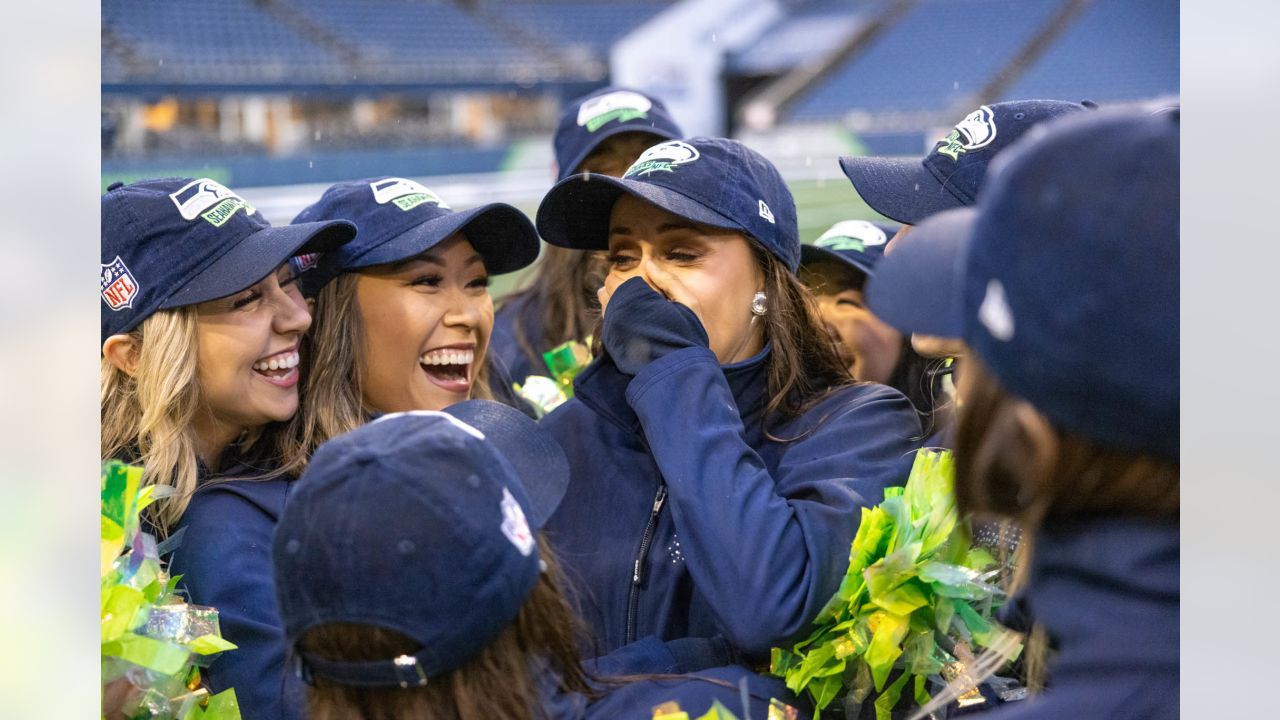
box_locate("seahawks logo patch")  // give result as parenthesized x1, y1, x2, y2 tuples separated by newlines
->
(624, 141, 700, 177)
(936, 105, 998, 161)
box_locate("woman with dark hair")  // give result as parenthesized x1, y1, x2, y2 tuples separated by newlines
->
(273, 406, 806, 720)
(534, 138, 923, 666)
(491, 87, 683, 385)
(798, 219, 951, 441)
(905, 108, 1178, 719)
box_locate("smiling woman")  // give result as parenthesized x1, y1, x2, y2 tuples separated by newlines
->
(99, 178, 357, 720)
(284, 176, 540, 474)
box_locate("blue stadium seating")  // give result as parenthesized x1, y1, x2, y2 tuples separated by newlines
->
(102, 0, 345, 83)
(788, 0, 1063, 120)
(485, 1, 671, 56)
(730, 0, 886, 75)
(1000, 0, 1178, 102)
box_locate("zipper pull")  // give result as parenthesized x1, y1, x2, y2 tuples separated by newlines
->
(652, 485, 667, 514)
(633, 559, 643, 585)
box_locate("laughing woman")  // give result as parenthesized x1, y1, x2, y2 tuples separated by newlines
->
(100, 178, 355, 720)
(287, 176, 540, 459)
(534, 139, 923, 666)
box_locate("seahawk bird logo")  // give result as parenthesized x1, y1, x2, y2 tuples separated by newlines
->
(624, 141, 700, 177)
(936, 105, 998, 161)
(577, 90, 653, 132)
(369, 178, 450, 212)
(815, 220, 888, 252)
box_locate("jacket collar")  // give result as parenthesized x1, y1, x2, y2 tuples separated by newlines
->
(572, 345, 772, 435)
(1022, 515, 1179, 673)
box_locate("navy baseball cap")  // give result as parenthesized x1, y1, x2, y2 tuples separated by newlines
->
(292, 177, 540, 279)
(274, 404, 570, 688)
(101, 178, 356, 341)
(864, 208, 974, 339)
(799, 220, 898, 280)
(554, 86, 683, 180)
(839, 100, 1094, 225)
(537, 137, 802, 272)
(960, 108, 1179, 460)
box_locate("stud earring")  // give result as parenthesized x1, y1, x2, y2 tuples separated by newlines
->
(751, 291, 768, 317)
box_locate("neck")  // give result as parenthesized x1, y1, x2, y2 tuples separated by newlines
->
(190, 412, 253, 473)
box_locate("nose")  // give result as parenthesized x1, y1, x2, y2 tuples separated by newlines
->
(271, 284, 312, 336)
(441, 287, 485, 333)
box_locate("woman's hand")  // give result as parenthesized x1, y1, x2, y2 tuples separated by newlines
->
(598, 275, 709, 375)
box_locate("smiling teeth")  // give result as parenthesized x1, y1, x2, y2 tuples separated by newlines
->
(419, 348, 475, 366)
(253, 351, 300, 372)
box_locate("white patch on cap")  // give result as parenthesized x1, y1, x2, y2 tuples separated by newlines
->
(500, 487, 535, 556)
(815, 220, 886, 250)
(978, 279, 1015, 341)
(936, 105, 998, 161)
(624, 140, 700, 177)
(372, 410, 485, 440)
(577, 90, 653, 131)
(101, 256, 139, 311)
(369, 178, 450, 211)
(758, 200, 775, 224)
(169, 179, 253, 226)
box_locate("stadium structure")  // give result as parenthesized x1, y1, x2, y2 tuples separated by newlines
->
(102, 0, 1178, 243)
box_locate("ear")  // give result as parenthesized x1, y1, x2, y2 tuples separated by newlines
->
(102, 334, 141, 377)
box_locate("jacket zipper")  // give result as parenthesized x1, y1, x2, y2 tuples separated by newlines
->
(625, 484, 668, 645)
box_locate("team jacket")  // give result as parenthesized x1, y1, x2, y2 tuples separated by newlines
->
(976, 516, 1179, 720)
(168, 476, 304, 720)
(541, 344, 923, 661)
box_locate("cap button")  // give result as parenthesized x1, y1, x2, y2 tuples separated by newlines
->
(106, 181, 125, 192)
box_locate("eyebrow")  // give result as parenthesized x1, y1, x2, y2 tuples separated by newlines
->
(608, 221, 703, 236)
(394, 252, 485, 269)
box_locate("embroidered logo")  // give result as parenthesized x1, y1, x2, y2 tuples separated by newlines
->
(758, 200, 775, 224)
(815, 220, 887, 253)
(577, 90, 653, 132)
(101, 256, 139, 311)
(499, 487, 535, 557)
(369, 178, 450, 212)
(169, 179, 254, 227)
(978, 279, 1016, 341)
(624, 141, 700, 177)
(936, 105, 998, 161)
(290, 253, 320, 274)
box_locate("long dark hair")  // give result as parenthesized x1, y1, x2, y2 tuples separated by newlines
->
(884, 341, 952, 441)
(299, 538, 596, 720)
(499, 247, 607, 370)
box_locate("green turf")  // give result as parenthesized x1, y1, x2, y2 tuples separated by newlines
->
(490, 178, 891, 301)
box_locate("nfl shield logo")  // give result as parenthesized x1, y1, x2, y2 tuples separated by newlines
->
(101, 256, 140, 311)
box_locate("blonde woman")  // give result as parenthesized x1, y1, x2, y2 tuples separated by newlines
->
(287, 176, 540, 467)
(100, 178, 354, 720)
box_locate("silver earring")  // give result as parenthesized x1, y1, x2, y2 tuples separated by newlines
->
(751, 291, 768, 317)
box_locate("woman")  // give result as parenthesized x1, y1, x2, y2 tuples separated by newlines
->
(287, 176, 541, 460)
(100, 177, 356, 720)
(911, 109, 1178, 719)
(491, 86, 682, 385)
(273, 407, 807, 720)
(534, 137, 924, 664)
(799, 219, 950, 439)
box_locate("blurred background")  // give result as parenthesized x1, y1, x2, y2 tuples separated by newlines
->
(100, 0, 1178, 294)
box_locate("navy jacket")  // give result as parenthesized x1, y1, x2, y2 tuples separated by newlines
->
(975, 516, 1178, 720)
(168, 476, 303, 720)
(491, 291, 547, 385)
(579, 663, 807, 719)
(542, 345, 922, 661)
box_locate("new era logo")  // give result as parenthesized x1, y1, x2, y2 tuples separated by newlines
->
(101, 256, 139, 311)
(758, 200, 775, 224)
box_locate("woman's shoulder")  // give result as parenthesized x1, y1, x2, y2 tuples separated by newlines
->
(792, 381, 921, 430)
(182, 475, 294, 527)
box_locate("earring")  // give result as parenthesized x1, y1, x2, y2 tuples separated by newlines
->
(751, 291, 768, 317)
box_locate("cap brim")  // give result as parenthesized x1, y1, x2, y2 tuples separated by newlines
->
(838, 155, 964, 225)
(537, 173, 743, 251)
(559, 124, 681, 181)
(442, 399, 568, 528)
(800, 244, 875, 278)
(864, 207, 976, 338)
(160, 219, 356, 308)
(345, 204, 539, 276)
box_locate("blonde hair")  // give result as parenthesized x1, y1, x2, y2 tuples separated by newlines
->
(282, 272, 493, 474)
(101, 307, 298, 536)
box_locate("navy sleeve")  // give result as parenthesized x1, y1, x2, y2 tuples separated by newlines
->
(625, 347, 922, 656)
(168, 487, 303, 720)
